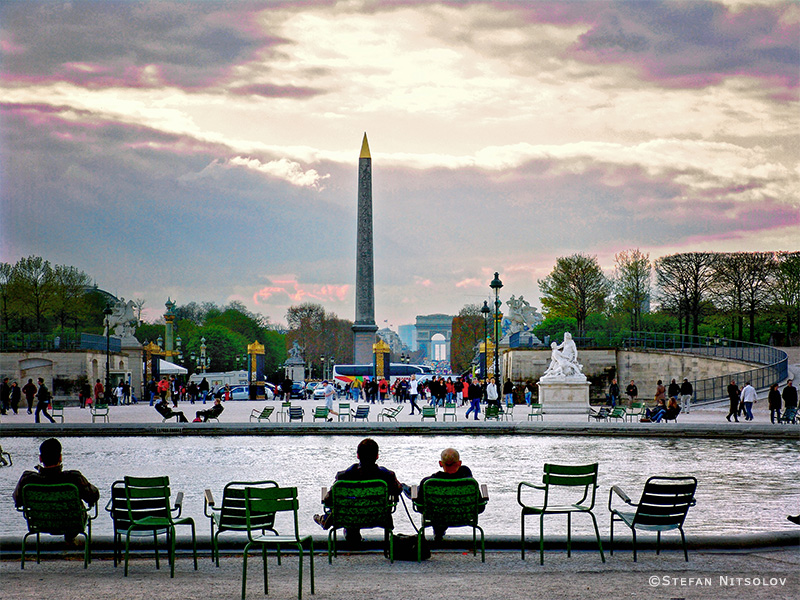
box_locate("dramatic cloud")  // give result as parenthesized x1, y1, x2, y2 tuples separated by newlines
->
(1, 0, 797, 328)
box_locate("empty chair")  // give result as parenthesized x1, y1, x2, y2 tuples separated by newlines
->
(518, 463, 605, 564)
(204, 481, 279, 567)
(312, 406, 330, 422)
(19, 483, 97, 569)
(626, 402, 645, 422)
(249, 406, 274, 423)
(527, 403, 543, 421)
(91, 403, 109, 423)
(377, 406, 403, 421)
(278, 401, 292, 422)
(241, 486, 314, 600)
(608, 476, 697, 562)
(484, 405, 501, 421)
(352, 405, 370, 421)
(411, 478, 488, 562)
(106, 479, 168, 568)
(442, 402, 457, 422)
(588, 407, 610, 421)
(607, 407, 627, 422)
(338, 402, 351, 421)
(122, 475, 198, 577)
(288, 406, 304, 422)
(51, 401, 66, 423)
(421, 406, 437, 421)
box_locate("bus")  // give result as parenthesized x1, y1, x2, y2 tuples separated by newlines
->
(332, 363, 434, 386)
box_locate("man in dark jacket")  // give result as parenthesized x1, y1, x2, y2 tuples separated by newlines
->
(195, 398, 224, 422)
(22, 379, 37, 414)
(14, 438, 100, 543)
(315, 438, 403, 543)
(680, 378, 694, 414)
(726, 380, 740, 422)
(0, 377, 10, 415)
(35, 378, 55, 423)
(782, 379, 797, 410)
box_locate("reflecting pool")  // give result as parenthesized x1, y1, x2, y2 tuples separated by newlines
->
(1, 435, 797, 538)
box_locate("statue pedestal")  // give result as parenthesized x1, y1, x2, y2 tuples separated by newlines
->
(537, 380, 590, 415)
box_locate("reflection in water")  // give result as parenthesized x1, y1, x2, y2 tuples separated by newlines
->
(1, 435, 797, 538)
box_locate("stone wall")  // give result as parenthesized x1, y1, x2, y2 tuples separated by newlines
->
(503, 348, 764, 402)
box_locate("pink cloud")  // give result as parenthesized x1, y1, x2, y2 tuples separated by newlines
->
(253, 277, 350, 305)
(455, 278, 483, 289)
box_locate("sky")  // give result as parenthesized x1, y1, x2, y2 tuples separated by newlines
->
(1, 0, 798, 330)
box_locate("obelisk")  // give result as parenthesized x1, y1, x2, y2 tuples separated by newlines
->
(352, 133, 378, 363)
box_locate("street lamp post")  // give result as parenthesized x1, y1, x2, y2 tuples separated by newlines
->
(490, 272, 503, 387)
(103, 305, 113, 402)
(481, 300, 491, 381)
(200, 337, 208, 373)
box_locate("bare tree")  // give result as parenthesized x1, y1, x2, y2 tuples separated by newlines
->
(133, 298, 146, 323)
(539, 254, 611, 337)
(12, 256, 55, 332)
(655, 253, 717, 336)
(772, 251, 800, 344)
(50, 264, 92, 332)
(451, 304, 487, 374)
(711, 253, 748, 339)
(613, 249, 651, 332)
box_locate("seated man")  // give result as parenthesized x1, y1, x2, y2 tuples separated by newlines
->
(314, 438, 403, 543)
(416, 448, 478, 542)
(13, 438, 100, 544)
(645, 397, 667, 422)
(155, 398, 188, 422)
(195, 397, 224, 422)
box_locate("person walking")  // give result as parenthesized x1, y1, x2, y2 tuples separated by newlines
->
(408, 375, 421, 415)
(782, 379, 797, 411)
(740, 381, 757, 421)
(726, 380, 740, 422)
(10, 381, 21, 414)
(23, 378, 37, 414)
(34, 377, 55, 424)
(0, 377, 10, 415)
(465, 378, 482, 420)
(608, 378, 620, 408)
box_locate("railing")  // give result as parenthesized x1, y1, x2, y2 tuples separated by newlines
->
(623, 332, 789, 404)
(0, 332, 121, 353)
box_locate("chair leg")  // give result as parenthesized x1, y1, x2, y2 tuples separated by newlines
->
(297, 543, 303, 600)
(520, 513, 526, 560)
(21, 532, 30, 569)
(309, 538, 315, 594)
(169, 525, 176, 578)
(241, 543, 251, 600)
(124, 530, 132, 576)
(36, 532, 41, 564)
(632, 529, 637, 562)
(656, 531, 661, 556)
(567, 512, 572, 557)
(680, 527, 689, 562)
(589, 511, 605, 563)
(609, 516, 615, 556)
(191, 522, 198, 570)
(328, 530, 334, 565)
(478, 525, 485, 563)
(263, 545, 268, 595)
(539, 514, 545, 565)
(154, 530, 160, 570)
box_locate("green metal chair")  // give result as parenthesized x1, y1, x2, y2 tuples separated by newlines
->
(518, 463, 605, 564)
(352, 405, 370, 421)
(312, 406, 329, 421)
(249, 406, 274, 422)
(91, 403, 109, 423)
(322, 479, 395, 563)
(442, 402, 457, 421)
(626, 402, 645, 422)
(503, 398, 515, 420)
(288, 406, 304, 422)
(608, 476, 697, 562)
(241, 486, 314, 600)
(123, 476, 197, 577)
(278, 401, 292, 422)
(608, 407, 627, 422)
(204, 480, 279, 567)
(19, 483, 97, 569)
(106, 479, 169, 568)
(337, 402, 351, 421)
(411, 478, 488, 562)
(421, 406, 437, 421)
(377, 406, 403, 421)
(527, 403, 543, 421)
(51, 401, 66, 423)
(484, 404, 501, 420)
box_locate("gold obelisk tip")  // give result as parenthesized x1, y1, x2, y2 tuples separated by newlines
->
(360, 133, 370, 159)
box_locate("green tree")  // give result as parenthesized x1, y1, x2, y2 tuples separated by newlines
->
(771, 251, 800, 344)
(12, 256, 55, 332)
(0, 262, 12, 332)
(613, 249, 651, 332)
(450, 304, 486, 374)
(538, 254, 611, 337)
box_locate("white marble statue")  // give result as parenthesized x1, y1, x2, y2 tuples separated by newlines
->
(506, 295, 543, 334)
(104, 298, 138, 338)
(540, 332, 586, 381)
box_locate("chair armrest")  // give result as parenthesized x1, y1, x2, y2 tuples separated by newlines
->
(321, 487, 328, 503)
(517, 480, 544, 507)
(204, 489, 216, 517)
(410, 485, 419, 501)
(608, 485, 633, 512)
(172, 491, 184, 516)
(480, 484, 489, 501)
(87, 501, 99, 522)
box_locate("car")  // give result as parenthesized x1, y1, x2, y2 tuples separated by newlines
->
(290, 382, 305, 399)
(222, 384, 275, 401)
(312, 383, 326, 401)
(305, 382, 318, 399)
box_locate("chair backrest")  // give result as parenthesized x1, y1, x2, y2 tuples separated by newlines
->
(338, 402, 350, 412)
(633, 476, 697, 530)
(419, 478, 482, 527)
(354, 406, 369, 419)
(444, 402, 456, 412)
(330, 479, 391, 530)
(313, 406, 329, 417)
(22, 483, 87, 536)
(260, 407, 274, 418)
(124, 476, 172, 523)
(288, 406, 304, 420)
(609, 407, 626, 419)
(422, 406, 436, 418)
(218, 480, 278, 531)
(484, 405, 500, 419)
(541, 463, 599, 509)
(244, 486, 301, 540)
(529, 403, 543, 413)
(92, 404, 109, 414)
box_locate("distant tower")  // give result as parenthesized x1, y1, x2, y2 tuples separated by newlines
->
(352, 133, 378, 363)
